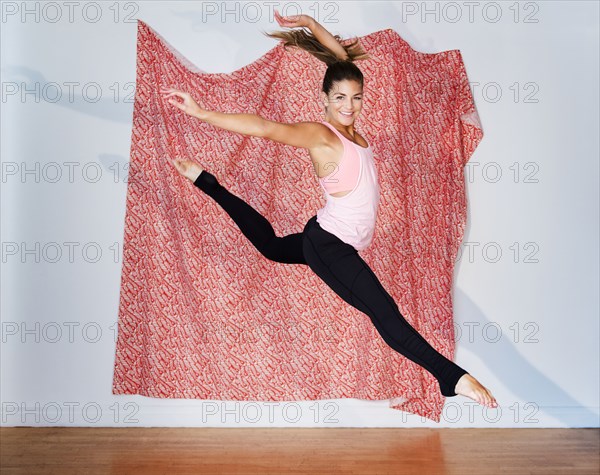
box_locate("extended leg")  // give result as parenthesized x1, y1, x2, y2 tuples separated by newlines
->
(194, 170, 307, 265)
(302, 216, 467, 397)
(347, 257, 468, 396)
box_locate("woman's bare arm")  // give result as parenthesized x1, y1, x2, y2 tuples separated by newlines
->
(305, 18, 349, 60)
(160, 87, 325, 150)
(198, 110, 265, 138)
(199, 109, 324, 149)
(274, 10, 349, 61)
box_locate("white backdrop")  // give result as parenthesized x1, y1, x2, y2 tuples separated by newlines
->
(1, 0, 598, 428)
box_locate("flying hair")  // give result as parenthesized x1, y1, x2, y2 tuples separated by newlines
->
(261, 28, 371, 66)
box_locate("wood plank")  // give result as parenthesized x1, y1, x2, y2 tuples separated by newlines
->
(1, 428, 598, 475)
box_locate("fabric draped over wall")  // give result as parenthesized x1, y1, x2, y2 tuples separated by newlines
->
(112, 19, 483, 422)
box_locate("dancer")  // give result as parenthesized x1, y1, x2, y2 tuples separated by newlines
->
(160, 11, 498, 408)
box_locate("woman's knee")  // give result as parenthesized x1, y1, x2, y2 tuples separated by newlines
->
(259, 236, 304, 264)
(255, 237, 281, 262)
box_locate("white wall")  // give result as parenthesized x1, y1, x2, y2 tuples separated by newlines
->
(1, 0, 598, 428)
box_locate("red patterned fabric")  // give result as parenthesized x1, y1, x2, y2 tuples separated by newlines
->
(112, 19, 483, 422)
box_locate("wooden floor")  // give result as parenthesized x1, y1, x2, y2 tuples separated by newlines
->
(1, 428, 598, 475)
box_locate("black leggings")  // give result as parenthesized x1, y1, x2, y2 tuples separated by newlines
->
(194, 170, 468, 397)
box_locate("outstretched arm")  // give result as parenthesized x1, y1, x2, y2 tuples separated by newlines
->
(160, 87, 325, 150)
(161, 87, 266, 135)
(274, 9, 349, 61)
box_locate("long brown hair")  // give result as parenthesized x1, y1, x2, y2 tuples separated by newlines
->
(261, 28, 370, 95)
(262, 28, 370, 65)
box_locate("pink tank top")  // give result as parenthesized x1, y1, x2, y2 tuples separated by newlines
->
(318, 125, 361, 195)
(316, 121, 380, 251)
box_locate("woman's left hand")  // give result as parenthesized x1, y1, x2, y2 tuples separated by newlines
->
(274, 9, 312, 28)
(160, 87, 206, 119)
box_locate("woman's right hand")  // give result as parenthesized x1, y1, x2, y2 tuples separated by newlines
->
(274, 9, 314, 29)
(161, 88, 206, 120)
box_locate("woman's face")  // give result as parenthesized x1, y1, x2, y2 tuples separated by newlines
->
(322, 79, 363, 125)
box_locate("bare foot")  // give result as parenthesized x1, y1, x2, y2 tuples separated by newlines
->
(454, 373, 498, 408)
(171, 159, 203, 182)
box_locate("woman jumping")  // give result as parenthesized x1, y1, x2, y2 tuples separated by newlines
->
(160, 11, 498, 408)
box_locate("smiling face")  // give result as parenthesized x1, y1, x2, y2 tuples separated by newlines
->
(321, 79, 364, 126)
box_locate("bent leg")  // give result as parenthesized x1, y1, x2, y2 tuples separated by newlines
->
(302, 216, 467, 397)
(194, 170, 306, 265)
